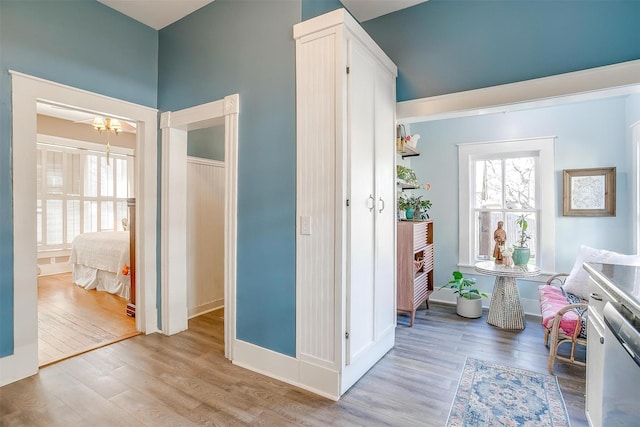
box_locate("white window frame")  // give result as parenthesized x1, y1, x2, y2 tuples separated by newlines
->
(36, 134, 134, 251)
(458, 137, 556, 273)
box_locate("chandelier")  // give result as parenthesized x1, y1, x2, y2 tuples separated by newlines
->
(92, 116, 122, 163)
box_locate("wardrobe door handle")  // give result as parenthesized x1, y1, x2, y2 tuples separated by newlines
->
(367, 194, 375, 212)
(378, 197, 385, 213)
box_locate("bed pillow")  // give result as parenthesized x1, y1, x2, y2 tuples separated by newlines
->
(563, 245, 640, 300)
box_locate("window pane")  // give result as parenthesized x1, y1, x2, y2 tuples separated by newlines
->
(37, 199, 42, 246)
(67, 200, 80, 243)
(46, 200, 63, 245)
(46, 150, 64, 194)
(116, 158, 128, 198)
(474, 211, 505, 261)
(504, 212, 537, 261)
(475, 159, 502, 208)
(67, 153, 82, 196)
(101, 201, 114, 231)
(505, 157, 535, 209)
(36, 148, 43, 196)
(101, 157, 114, 197)
(84, 201, 97, 232)
(84, 155, 98, 197)
(116, 201, 128, 231)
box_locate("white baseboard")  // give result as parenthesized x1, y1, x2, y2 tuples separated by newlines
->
(38, 263, 72, 276)
(430, 290, 542, 317)
(188, 299, 223, 319)
(0, 342, 38, 387)
(232, 339, 340, 400)
(232, 329, 395, 400)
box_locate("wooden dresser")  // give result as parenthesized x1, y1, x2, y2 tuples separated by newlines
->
(397, 220, 434, 326)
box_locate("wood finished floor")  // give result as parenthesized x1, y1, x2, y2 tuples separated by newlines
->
(1, 303, 587, 426)
(38, 273, 138, 367)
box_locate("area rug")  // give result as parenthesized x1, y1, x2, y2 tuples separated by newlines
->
(446, 358, 571, 427)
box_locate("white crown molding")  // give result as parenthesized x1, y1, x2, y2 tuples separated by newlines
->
(397, 59, 640, 123)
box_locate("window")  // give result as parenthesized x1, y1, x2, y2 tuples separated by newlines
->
(458, 137, 555, 273)
(36, 135, 134, 251)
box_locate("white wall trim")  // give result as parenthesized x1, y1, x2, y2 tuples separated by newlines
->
(430, 290, 542, 318)
(457, 137, 556, 272)
(233, 339, 341, 401)
(3, 71, 158, 387)
(187, 299, 224, 319)
(160, 94, 239, 360)
(633, 123, 640, 255)
(397, 59, 640, 123)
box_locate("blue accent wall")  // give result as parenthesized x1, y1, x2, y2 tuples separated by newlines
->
(363, 0, 640, 101)
(0, 0, 158, 357)
(157, 0, 300, 356)
(302, 0, 345, 20)
(408, 96, 639, 300)
(2, 0, 640, 365)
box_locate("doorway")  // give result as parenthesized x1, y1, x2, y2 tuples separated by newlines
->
(35, 102, 140, 366)
(2, 71, 158, 386)
(160, 95, 239, 360)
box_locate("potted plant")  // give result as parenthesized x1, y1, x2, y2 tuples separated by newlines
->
(409, 195, 432, 219)
(396, 165, 419, 188)
(439, 271, 488, 318)
(513, 214, 531, 266)
(398, 194, 432, 219)
(397, 193, 410, 219)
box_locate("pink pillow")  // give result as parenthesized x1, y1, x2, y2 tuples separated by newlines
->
(563, 245, 640, 300)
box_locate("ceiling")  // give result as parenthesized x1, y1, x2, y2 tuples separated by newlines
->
(98, 0, 428, 30)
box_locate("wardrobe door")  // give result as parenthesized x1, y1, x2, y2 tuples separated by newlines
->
(373, 62, 396, 338)
(346, 38, 376, 365)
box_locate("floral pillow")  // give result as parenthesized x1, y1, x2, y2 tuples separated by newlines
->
(562, 245, 640, 300)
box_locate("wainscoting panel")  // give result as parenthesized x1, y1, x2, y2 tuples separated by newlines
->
(187, 157, 224, 317)
(296, 29, 339, 370)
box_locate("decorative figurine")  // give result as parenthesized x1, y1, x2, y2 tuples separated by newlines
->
(493, 221, 507, 264)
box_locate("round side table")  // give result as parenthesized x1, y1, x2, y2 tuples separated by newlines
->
(474, 261, 541, 330)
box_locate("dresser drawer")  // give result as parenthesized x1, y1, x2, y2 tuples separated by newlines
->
(413, 222, 428, 250)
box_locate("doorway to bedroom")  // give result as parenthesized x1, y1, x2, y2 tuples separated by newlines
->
(35, 101, 139, 366)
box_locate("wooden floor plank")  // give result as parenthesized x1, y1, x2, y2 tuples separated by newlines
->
(1, 302, 587, 426)
(37, 273, 138, 367)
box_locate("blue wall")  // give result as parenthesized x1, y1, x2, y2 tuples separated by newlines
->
(363, 0, 640, 101)
(0, 0, 158, 357)
(408, 96, 639, 299)
(302, 0, 344, 20)
(2, 0, 640, 362)
(157, 0, 300, 356)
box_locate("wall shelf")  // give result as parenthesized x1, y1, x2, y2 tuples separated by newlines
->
(397, 179, 419, 191)
(397, 144, 420, 158)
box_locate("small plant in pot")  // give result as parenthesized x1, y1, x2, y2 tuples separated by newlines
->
(440, 271, 488, 318)
(396, 165, 419, 188)
(408, 195, 431, 220)
(513, 214, 531, 266)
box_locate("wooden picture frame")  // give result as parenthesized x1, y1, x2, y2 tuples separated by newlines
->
(563, 167, 616, 216)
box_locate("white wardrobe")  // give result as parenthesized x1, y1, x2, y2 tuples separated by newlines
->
(294, 9, 397, 398)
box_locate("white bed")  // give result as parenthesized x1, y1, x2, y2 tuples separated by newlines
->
(69, 231, 131, 299)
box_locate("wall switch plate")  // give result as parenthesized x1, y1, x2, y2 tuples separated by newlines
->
(300, 216, 311, 235)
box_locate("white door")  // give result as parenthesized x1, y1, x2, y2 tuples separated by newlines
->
(346, 39, 376, 364)
(373, 63, 396, 338)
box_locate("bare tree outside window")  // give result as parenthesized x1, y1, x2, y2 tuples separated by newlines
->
(474, 156, 537, 262)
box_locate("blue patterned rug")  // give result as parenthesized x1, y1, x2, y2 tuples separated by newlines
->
(447, 358, 571, 427)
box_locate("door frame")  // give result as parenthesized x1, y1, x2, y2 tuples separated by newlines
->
(2, 71, 158, 386)
(159, 95, 239, 360)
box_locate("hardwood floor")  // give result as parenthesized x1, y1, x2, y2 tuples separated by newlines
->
(38, 273, 139, 367)
(1, 303, 586, 426)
